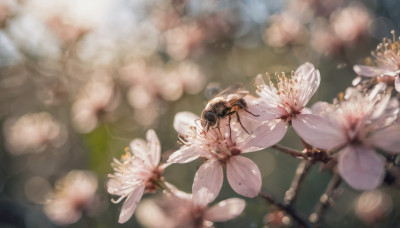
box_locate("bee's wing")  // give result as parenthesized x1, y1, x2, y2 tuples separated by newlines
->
(213, 84, 248, 99)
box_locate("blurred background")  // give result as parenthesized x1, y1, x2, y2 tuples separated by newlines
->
(0, 0, 400, 227)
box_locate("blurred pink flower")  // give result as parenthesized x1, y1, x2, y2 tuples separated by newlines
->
(300, 85, 400, 190)
(107, 129, 168, 223)
(264, 13, 308, 48)
(119, 59, 206, 126)
(44, 170, 98, 226)
(72, 71, 119, 133)
(165, 23, 205, 60)
(4, 112, 66, 155)
(167, 110, 267, 202)
(253, 62, 321, 146)
(354, 33, 400, 92)
(330, 4, 370, 43)
(136, 188, 246, 228)
(311, 21, 344, 56)
(355, 190, 392, 225)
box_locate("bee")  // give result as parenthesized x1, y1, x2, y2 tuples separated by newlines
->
(201, 85, 259, 135)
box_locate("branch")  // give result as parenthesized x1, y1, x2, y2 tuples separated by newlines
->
(272, 144, 331, 163)
(272, 144, 307, 159)
(309, 172, 342, 224)
(259, 191, 311, 228)
(284, 160, 313, 206)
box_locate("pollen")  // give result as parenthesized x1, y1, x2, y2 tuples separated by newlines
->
(377, 30, 400, 55)
(121, 151, 133, 161)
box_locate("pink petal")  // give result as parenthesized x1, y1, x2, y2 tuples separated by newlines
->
(292, 114, 346, 149)
(241, 96, 277, 120)
(369, 124, 400, 153)
(301, 107, 312, 114)
(204, 198, 246, 222)
(146, 129, 161, 166)
(130, 139, 152, 167)
(253, 98, 287, 120)
(338, 145, 384, 191)
(310, 101, 334, 117)
(173, 112, 200, 135)
(192, 160, 223, 206)
(108, 179, 138, 196)
(227, 156, 261, 197)
(353, 65, 385, 77)
(118, 185, 145, 223)
(295, 62, 320, 106)
(295, 62, 317, 78)
(167, 146, 204, 164)
(395, 76, 400, 93)
(238, 119, 287, 153)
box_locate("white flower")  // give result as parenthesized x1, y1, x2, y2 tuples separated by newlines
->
(299, 84, 400, 190)
(44, 170, 98, 226)
(136, 188, 246, 228)
(107, 129, 168, 223)
(168, 110, 266, 202)
(252, 62, 321, 147)
(354, 31, 400, 92)
(4, 112, 66, 155)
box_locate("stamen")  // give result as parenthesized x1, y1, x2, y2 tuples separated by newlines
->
(391, 30, 396, 41)
(111, 195, 126, 204)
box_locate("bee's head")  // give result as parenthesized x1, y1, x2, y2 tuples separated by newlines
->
(202, 111, 217, 129)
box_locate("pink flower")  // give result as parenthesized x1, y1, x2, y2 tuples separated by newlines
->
(263, 13, 308, 48)
(44, 170, 98, 226)
(107, 129, 168, 223)
(298, 85, 400, 190)
(253, 62, 321, 146)
(167, 110, 266, 202)
(136, 188, 246, 228)
(354, 32, 400, 92)
(355, 190, 393, 225)
(330, 4, 370, 43)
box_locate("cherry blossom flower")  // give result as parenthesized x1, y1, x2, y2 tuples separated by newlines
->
(354, 31, 400, 92)
(167, 110, 269, 202)
(330, 4, 370, 43)
(299, 85, 400, 190)
(4, 112, 66, 155)
(72, 71, 120, 133)
(253, 62, 321, 146)
(263, 13, 308, 48)
(44, 170, 98, 226)
(136, 188, 246, 228)
(311, 20, 344, 56)
(107, 129, 168, 223)
(355, 190, 392, 225)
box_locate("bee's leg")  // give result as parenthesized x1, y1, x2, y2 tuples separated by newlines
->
(215, 118, 223, 136)
(243, 108, 260, 117)
(228, 115, 232, 141)
(236, 112, 250, 134)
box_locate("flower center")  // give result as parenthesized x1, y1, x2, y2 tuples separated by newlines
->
(190, 205, 208, 228)
(204, 130, 241, 163)
(145, 167, 164, 193)
(274, 73, 304, 119)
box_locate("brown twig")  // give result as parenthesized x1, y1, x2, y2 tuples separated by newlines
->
(272, 144, 308, 159)
(259, 191, 311, 228)
(284, 160, 313, 206)
(309, 172, 342, 225)
(272, 144, 332, 163)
